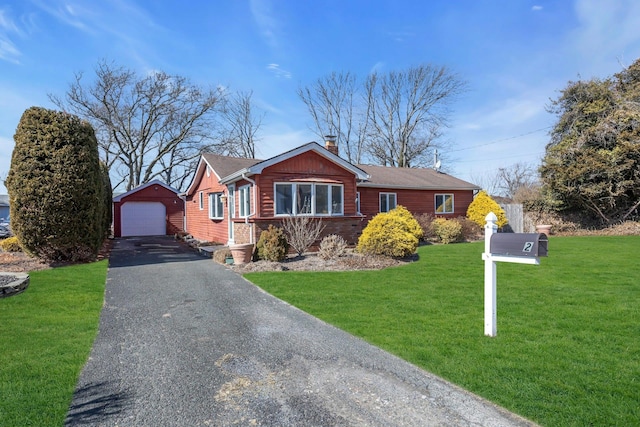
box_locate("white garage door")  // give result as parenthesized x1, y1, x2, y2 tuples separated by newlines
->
(121, 202, 166, 237)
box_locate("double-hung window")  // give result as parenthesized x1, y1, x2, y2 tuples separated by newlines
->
(239, 185, 251, 218)
(380, 192, 397, 213)
(208, 193, 224, 219)
(435, 194, 454, 214)
(274, 182, 343, 216)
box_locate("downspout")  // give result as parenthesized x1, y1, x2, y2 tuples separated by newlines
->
(180, 193, 187, 235)
(242, 173, 257, 244)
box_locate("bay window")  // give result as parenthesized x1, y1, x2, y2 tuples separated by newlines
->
(274, 182, 343, 216)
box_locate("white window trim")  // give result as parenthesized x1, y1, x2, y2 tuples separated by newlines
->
(239, 184, 252, 218)
(379, 192, 397, 213)
(435, 193, 455, 214)
(208, 192, 224, 220)
(198, 191, 204, 210)
(273, 182, 344, 217)
(356, 191, 361, 215)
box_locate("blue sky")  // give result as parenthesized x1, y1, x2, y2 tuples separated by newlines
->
(1, 0, 640, 194)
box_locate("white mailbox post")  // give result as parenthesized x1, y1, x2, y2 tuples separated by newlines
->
(482, 212, 548, 337)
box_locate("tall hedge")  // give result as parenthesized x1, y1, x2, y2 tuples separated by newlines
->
(5, 107, 105, 262)
(466, 190, 508, 228)
(100, 161, 113, 237)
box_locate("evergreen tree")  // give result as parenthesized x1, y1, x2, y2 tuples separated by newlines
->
(6, 107, 105, 262)
(540, 59, 640, 224)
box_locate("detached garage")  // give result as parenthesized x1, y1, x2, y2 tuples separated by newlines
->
(113, 180, 184, 237)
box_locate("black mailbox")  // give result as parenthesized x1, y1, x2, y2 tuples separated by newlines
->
(490, 233, 548, 257)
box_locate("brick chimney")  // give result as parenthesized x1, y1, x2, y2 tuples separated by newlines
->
(324, 135, 338, 156)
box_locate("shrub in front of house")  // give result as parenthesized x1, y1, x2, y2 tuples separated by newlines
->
(466, 190, 508, 228)
(318, 234, 347, 260)
(5, 107, 105, 262)
(390, 205, 424, 241)
(0, 236, 22, 252)
(432, 218, 463, 244)
(452, 216, 482, 241)
(257, 225, 289, 262)
(357, 209, 419, 257)
(281, 215, 325, 257)
(415, 213, 436, 241)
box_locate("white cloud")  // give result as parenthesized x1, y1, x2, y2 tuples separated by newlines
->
(531, 5, 543, 11)
(388, 29, 415, 43)
(266, 63, 292, 79)
(31, 0, 93, 33)
(0, 9, 22, 63)
(250, 0, 280, 49)
(370, 61, 385, 74)
(569, 0, 640, 73)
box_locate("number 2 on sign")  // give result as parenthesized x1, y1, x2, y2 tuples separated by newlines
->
(522, 241, 534, 252)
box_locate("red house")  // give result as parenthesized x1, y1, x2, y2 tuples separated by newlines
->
(184, 141, 479, 245)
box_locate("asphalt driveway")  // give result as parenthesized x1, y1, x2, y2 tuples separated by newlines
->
(65, 236, 537, 426)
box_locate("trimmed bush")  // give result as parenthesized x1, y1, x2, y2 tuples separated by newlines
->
(432, 218, 463, 244)
(391, 205, 424, 240)
(318, 234, 347, 260)
(213, 247, 232, 264)
(256, 225, 289, 262)
(357, 208, 419, 257)
(5, 107, 105, 262)
(466, 190, 508, 228)
(0, 236, 22, 252)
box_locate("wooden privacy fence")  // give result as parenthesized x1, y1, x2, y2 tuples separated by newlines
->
(500, 203, 524, 233)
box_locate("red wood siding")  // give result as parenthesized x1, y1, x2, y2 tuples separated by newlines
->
(185, 166, 229, 243)
(258, 151, 359, 217)
(114, 184, 184, 237)
(358, 187, 475, 219)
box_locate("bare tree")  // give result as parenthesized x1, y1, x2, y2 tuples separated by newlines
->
(297, 71, 365, 164)
(50, 60, 224, 191)
(218, 90, 263, 159)
(469, 170, 502, 196)
(497, 162, 538, 199)
(364, 64, 466, 167)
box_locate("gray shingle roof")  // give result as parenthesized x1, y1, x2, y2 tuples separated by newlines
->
(356, 164, 480, 190)
(202, 153, 262, 180)
(200, 149, 479, 191)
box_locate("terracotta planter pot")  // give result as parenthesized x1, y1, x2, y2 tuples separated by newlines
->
(535, 224, 552, 236)
(229, 243, 254, 265)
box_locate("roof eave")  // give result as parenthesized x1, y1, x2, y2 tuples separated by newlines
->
(356, 182, 481, 191)
(219, 168, 253, 185)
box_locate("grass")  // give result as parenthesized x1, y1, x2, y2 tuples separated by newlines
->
(0, 261, 108, 427)
(246, 236, 640, 426)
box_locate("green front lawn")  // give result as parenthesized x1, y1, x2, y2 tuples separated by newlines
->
(0, 261, 108, 427)
(246, 236, 640, 426)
